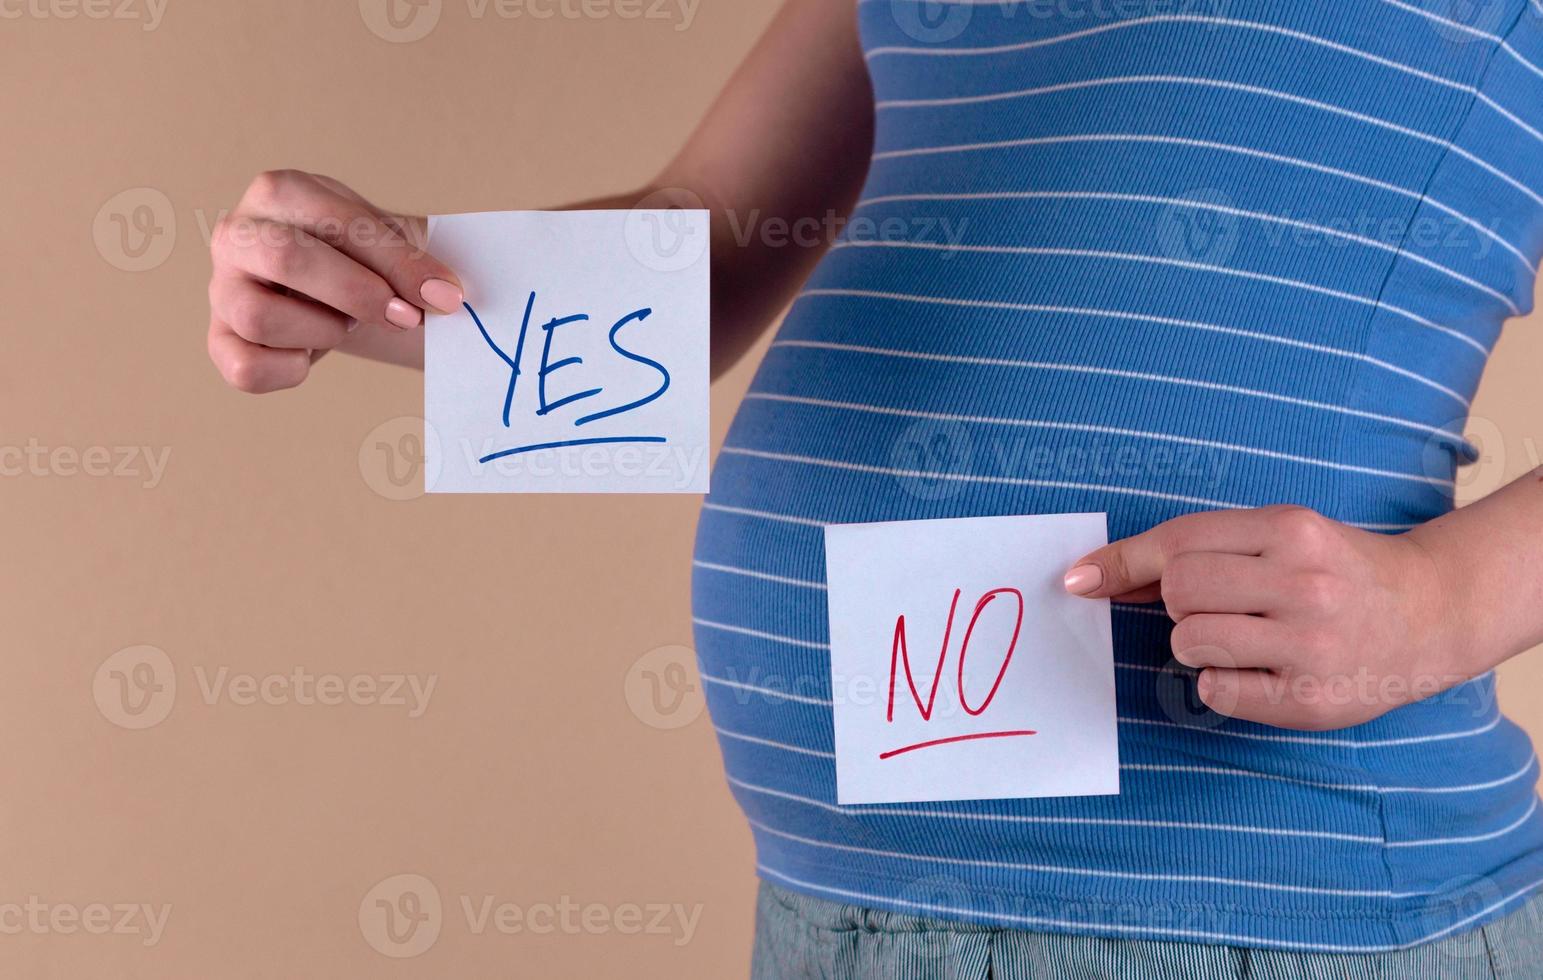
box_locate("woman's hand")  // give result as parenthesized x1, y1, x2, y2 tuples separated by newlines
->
(204, 0, 876, 387)
(1063, 505, 1474, 730)
(206, 170, 463, 393)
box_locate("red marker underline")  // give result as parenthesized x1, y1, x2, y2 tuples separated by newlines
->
(878, 729, 1038, 760)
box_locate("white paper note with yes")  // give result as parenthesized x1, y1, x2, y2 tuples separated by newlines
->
(824, 513, 1119, 804)
(424, 209, 710, 493)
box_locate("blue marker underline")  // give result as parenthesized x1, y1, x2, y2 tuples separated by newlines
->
(479, 436, 667, 465)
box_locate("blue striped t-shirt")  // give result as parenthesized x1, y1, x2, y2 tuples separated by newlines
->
(691, 0, 1543, 953)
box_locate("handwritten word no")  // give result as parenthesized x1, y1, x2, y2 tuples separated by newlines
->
(883, 587, 1034, 759)
(466, 293, 671, 464)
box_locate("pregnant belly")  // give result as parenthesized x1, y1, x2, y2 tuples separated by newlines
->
(685, 296, 1535, 904)
(709, 324, 1457, 541)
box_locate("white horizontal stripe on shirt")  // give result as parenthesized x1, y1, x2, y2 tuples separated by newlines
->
(1385, 797, 1541, 847)
(701, 501, 826, 527)
(726, 770, 1384, 843)
(693, 616, 828, 649)
(743, 391, 1457, 489)
(692, 561, 1168, 635)
(1378, 0, 1502, 41)
(702, 495, 1420, 541)
(730, 760, 1539, 848)
(870, 131, 1536, 270)
(796, 285, 1475, 405)
(768, 336, 1465, 440)
(701, 671, 832, 707)
(852, 189, 1523, 303)
(697, 653, 1506, 752)
(827, 239, 1495, 352)
(718, 727, 835, 759)
(1121, 755, 1536, 794)
(1118, 712, 1502, 749)
(693, 559, 827, 590)
(1384, 0, 1543, 87)
(865, 11, 1543, 151)
(721, 445, 1258, 510)
(728, 765, 1536, 851)
(873, 74, 1543, 213)
(748, 815, 1397, 897)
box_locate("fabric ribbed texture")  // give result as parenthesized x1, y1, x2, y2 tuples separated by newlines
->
(692, 0, 1543, 953)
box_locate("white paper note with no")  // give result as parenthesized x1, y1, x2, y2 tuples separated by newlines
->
(824, 513, 1119, 804)
(424, 209, 710, 493)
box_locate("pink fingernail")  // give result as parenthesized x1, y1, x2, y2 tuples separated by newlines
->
(1063, 565, 1103, 595)
(385, 298, 422, 329)
(420, 278, 464, 314)
(1196, 670, 1214, 700)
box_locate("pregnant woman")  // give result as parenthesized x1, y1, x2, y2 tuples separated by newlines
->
(205, 1, 1543, 975)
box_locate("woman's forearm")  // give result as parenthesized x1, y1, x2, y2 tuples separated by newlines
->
(1408, 466, 1543, 678)
(338, 0, 874, 378)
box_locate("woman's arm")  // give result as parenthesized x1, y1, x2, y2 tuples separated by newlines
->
(1062, 468, 1543, 730)
(657, 0, 875, 376)
(209, 0, 872, 392)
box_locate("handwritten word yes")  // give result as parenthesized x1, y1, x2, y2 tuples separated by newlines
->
(466, 292, 670, 464)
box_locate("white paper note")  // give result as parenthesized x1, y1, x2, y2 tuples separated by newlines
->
(824, 513, 1119, 804)
(424, 209, 710, 493)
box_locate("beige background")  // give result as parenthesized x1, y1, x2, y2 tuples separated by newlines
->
(3, 1, 1540, 976)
